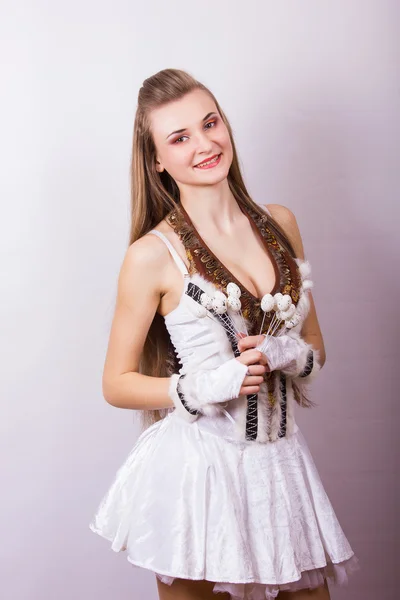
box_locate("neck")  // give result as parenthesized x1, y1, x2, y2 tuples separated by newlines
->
(178, 179, 244, 235)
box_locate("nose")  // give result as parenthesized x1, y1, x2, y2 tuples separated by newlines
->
(194, 130, 213, 155)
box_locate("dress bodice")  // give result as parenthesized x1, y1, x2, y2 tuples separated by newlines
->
(148, 202, 307, 444)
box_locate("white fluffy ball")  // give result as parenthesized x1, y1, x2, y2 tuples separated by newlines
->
(200, 292, 213, 309)
(298, 260, 312, 280)
(261, 293, 275, 312)
(227, 282, 241, 298)
(227, 296, 241, 313)
(286, 312, 301, 329)
(281, 304, 296, 320)
(302, 279, 314, 291)
(212, 291, 227, 314)
(277, 294, 292, 311)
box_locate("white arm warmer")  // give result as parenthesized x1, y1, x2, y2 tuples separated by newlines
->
(168, 358, 248, 420)
(256, 332, 320, 379)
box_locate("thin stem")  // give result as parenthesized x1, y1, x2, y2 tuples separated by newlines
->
(258, 312, 266, 336)
(239, 309, 249, 336)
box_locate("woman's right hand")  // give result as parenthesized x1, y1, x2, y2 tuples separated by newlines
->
(235, 348, 269, 396)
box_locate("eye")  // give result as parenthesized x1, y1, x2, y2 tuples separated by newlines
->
(173, 120, 217, 144)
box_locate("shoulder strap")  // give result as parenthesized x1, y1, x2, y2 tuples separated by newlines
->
(261, 204, 272, 217)
(148, 229, 189, 276)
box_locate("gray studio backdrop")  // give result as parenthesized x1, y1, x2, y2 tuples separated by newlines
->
(1, 1, 398, 599)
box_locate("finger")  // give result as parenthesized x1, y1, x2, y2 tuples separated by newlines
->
(244, 375, 264, 386)
(237, 334, 266, 352)
(258, 353, 270, 367)
(236, 331, 247, 340)
(237, 348, 268, 366)
(240, 385, 261, 395)
(246, 364, 268, 376)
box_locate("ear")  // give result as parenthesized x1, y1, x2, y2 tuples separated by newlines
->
(155, 159, 164, 173)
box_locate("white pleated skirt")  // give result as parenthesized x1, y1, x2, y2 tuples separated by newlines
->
(89, 412, 359, 600)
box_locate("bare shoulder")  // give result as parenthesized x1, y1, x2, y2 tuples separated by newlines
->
(118, 231, 170, 302)
(122, 232, 166, 274)
(262, 203, 305, 260)
(264, 203, 297, 231)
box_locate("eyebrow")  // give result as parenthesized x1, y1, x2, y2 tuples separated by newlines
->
(166, 112, 217, 140)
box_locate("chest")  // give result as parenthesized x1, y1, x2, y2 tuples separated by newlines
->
(202, 223, 278, 300)
(166, 203, 301, 334)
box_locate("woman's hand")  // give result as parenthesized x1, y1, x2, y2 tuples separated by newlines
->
(169, 346, 270, 419)
(238, 332, 314, 376)
(237, 333, 267, 354)
(235, 334, 271, 395)
(235, 346, 269, 395)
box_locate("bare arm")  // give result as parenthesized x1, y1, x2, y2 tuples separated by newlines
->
(101, 235, 175, 410)
(265, 203, 326, 368)
(102, 232, 270, 410)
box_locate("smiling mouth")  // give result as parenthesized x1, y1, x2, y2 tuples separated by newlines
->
(194, 153, 222, 168)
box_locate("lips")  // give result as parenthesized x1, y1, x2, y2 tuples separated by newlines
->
(194, 153, 221, 168)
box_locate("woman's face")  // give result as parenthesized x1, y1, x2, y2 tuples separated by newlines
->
(150, 89, 233, 189)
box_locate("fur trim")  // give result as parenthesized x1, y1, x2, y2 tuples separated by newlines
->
(256, 382, 270, 443)
(168, 374, 199, 423)
(179, 359, 248, 417)
(280, 330, 313, 377)
(293, 257, 314, 332)
(200, 403, 226, 417)
(178, 370, 225, 416)
(302, 279, 314, 291)
(295, 290, 311, 322)
(188, 272, 252, 335)
(295, 258, 312, 281)
(268, 372, 283, 442)
(298, 348, 322, 384)
(285, 377, 296, 435)
(228, 307, 253, 337)
(189, 271, 220, 299)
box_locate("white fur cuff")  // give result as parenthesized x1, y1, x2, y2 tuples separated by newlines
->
(298, 348, 322, 383)
(178, 359, 248, 416)
(278, 331, 320, 381)
(168, 374, 199, 423)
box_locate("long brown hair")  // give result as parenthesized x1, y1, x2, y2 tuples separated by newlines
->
(129, 68, 308, 432)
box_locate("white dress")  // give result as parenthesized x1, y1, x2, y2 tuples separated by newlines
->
(89, 229, 360, 600)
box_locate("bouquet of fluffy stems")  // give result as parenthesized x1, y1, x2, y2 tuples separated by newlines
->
(168, 264, 318, 419)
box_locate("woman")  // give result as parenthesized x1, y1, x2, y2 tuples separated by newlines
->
(90, 68, 359, 600)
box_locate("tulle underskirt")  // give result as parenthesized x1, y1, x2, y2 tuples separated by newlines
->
(155, 553, 359, 599)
